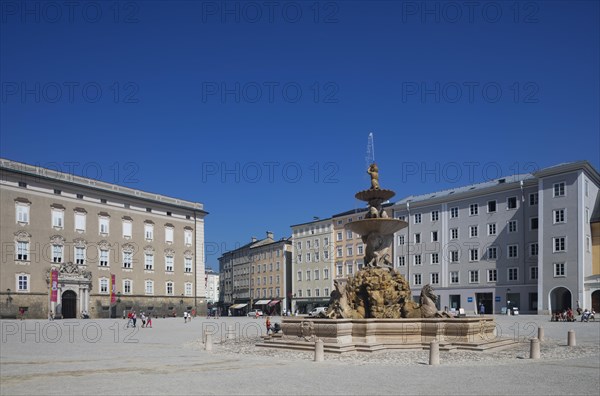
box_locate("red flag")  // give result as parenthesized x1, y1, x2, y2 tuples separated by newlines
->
(50, 269, 58, 302)
(110, 274, 116, 304)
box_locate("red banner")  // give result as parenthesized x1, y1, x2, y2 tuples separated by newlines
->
(50, 269, 58, 302)
(110, 274, 116, 304)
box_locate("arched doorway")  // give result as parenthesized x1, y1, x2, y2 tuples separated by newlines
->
(549, 287, 572, 313)
(592, 290, 600, 312)
(62, 290, 77, 319)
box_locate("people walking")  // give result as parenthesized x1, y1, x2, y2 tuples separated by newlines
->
(146, 314, 153, 328)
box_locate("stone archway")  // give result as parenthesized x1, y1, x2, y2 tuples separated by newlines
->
(550, 287, 572, 313)
(62, 290, 77, 319)
(592, 290, 600, 312)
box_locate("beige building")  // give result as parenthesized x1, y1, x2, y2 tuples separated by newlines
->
(219, 232, 292, 315)
(333, 208, 368, 281)
(290, 218, 334, 314)
(0, 159, 208, 319)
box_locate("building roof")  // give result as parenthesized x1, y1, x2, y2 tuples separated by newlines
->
(1, 158, 207, 214)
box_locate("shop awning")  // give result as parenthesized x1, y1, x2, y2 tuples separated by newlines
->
(267, 300, 280, 306)
(230, 303, 248, 309)
(254, 300, 271, 305)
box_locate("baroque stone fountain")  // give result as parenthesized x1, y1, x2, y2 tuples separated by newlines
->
(259, 164, 509, 353)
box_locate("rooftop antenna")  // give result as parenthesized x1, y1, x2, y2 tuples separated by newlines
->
(366, 132, 375, 168)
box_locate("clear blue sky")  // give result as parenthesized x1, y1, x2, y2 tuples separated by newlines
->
(1, 1, 599, 270)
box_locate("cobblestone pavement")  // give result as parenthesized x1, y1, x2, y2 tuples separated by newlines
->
(1, 315, 598, 395)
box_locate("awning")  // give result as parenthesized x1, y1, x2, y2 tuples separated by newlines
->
(254, 300, 271, 305)
(230, 304, 246, 309)
(267, 300, 280, 306)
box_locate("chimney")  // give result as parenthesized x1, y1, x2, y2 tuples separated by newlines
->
(251, 236, 257, 242)
(266, 231, 274, 239)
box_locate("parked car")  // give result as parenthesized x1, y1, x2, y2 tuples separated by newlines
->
(308, 307, 327, 317)
(247, 309, 263, 317)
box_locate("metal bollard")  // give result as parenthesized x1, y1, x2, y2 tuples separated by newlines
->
(205, 333, 213, 351)
(429, 340, 440, 366)
(314, 339, 324, 362)
(537, 326, 544, 342)
(567, 330, 576, 347)
(226, 325, 235, 340)
(529, 338, 540, 359)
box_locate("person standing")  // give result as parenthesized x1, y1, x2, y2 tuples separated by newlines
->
(479, 303, 485, 316)
(265, 316, 271, 335)
(146, 314, 153, 328)
(132, 311, 137, 328)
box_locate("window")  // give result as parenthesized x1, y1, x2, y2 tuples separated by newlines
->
(99, 249, 109, 267)
(431, 231, 438, 242)
(52, 244, 63, 263)
(507, 196, 517, 209)
(185, 283, 193, 296)
(275, 287, 280, 296)
(397, 256, 406, 267)
(469, 270, 479, 283)
(469, 249, 479, 262)
(306, 270, 311, 281)
(529, 193, 538, 205)
(99, 217, 109, 234)
(508, 244, 518, 258)
(145, 254, 153, 270)
(75, 247, 85, 265)
(306, 252, 311, 262)
(553, 237, 566, 252)
(16, 203, 30, 224)
(336, 264, 343, 276)
(324, 237, 329, 246)
(306, 240, 311, 249)
(123, 280, 132, 294)
(487, 200, 497, 213)
(469, 204, 478, 216)
(99, 278, 109, 293)
(414, 213, 422, 224)
(488, 223, 497, 235)
(347, 263, 353, 275)
(530, 266, 538, 280)
(450, 228, 458, 239)
(431, 210, 439, 221)
(144, 223, 153, 240)
(296, 241, 302, 250)
(184, 230, 193, 245)
(276, 261, 280, 271)
(297, 271, 302, 282)
(487, 247, 497, 260)
(450, 250, 459, 263)
(123, 251, 133, 268)
(529, 243, 538, 256)
(553, 209, 565, 224)
(314, 269, 320, 280)
(346, 230, 353, 239)
(75, 212, 86, 232)
(323, 268, 329, 279)
(508, 268, 518, 281)
(17, 274, 30, 291)
(430, 273, 439, 285)
(166, 282, 174, 295)
(357, 245, 364, 255)
(398, 235, 405, 245)
(530, 217, 538, 230)
(123, 221, 132, 238)
(324, 287, 329, 296)
(184, 257, 192, 273)
(469, 226, 478, 238)
(450, 271, 459, 284)
(414, 233, 421, 244)
(52, 209, 64, 228)
(346, 246, 353, 256)
(553, 182, 565, 197)
(487, 269, 497, 282)
(414, 254, 422, 265)
(413, 273, 422, 286)
(145, 280, 154, 295)
(323, 250, 329, 259)
(337, 247, 343, 258)
(165, 227, 174, 243)
(17, 241, 29, 261)
(431, 253, 439, 264)
(508, 220, 517, 233)
(297, 254, 302, 263)
(553, 262, 565, 277)
(587, 236, 592, 252)
(450, 207, 459, 218)
(336, 232, 342, 241)
(314, 239, 319, 248)
(297, 290, 303, 298)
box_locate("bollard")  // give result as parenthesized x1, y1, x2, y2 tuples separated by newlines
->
(429, 340, 440, 366)
(226, 325, 234, 340)
(537, 326, 544, 342)
(314, 339, 324, 362)
(205, 333, 213, 351)
(567, 330, 576, 347)
(529, 338, 540, 359)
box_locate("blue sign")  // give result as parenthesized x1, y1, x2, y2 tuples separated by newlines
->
(495, 296, 501, 302)
(467, 297, 473, 303)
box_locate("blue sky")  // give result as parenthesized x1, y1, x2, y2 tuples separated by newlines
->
(1, 1, 599, 269)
